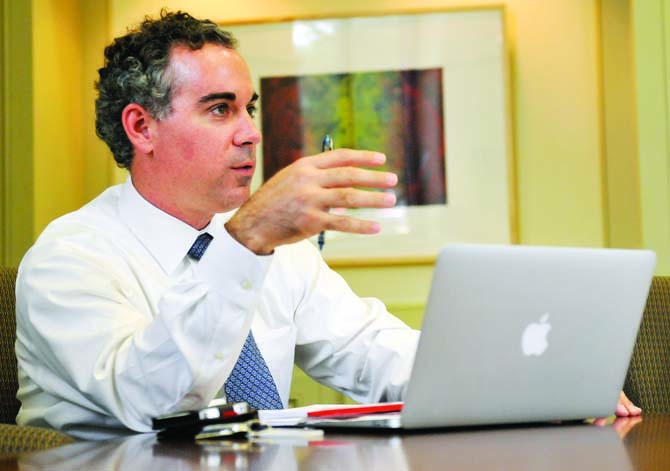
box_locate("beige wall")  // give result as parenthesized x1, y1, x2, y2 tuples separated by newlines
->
(3, 0, 669, 406)
(111, 0, 609, 251)
(1, 0, 112, 266)
(80, 1, 114, 202)
(102, 0, 644, 304)
(2, 0, 34, 266)
(2, 0, 664, 276)
(32, 0, 84, 235)
(632, 0, 670, 274)
(600, 0, 641, 252)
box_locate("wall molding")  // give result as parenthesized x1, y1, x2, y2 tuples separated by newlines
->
(1, 0, 5, 264)
(2, 0, 33, 266)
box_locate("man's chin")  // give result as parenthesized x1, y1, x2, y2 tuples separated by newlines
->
(235, 174, 254, 186)
(217, 190, 251, 213)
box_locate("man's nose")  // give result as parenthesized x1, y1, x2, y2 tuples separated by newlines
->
(234, 114, 262, 146)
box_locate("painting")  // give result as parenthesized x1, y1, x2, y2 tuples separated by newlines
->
(260, 68, 446, 206)
(222, 8, 515, 264)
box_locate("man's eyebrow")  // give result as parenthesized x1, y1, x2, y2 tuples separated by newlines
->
(198, 92, 259, 104)
(199, 92, 236, 104)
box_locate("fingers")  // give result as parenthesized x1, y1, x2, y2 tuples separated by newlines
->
(311, 148, 387, 169)
(615, 391, 642, 417)
(276, 151, 396, 190)
(293, 150, 397, 189)
(321, 213, 382, 235)
(319, 166, 397, 189)
(322, 188, 396, 211)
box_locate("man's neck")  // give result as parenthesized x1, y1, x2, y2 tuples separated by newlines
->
(129, 176, 213, 230)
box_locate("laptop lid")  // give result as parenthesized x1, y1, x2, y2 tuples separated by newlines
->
(401, 244, 656, 429)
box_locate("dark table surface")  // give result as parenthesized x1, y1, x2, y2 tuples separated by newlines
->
(3, 414, 669, 470)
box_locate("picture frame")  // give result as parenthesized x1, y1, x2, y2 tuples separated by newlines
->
(222, 7, 516, 266)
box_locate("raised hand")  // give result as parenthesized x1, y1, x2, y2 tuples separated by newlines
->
(225, 149, 397, 254)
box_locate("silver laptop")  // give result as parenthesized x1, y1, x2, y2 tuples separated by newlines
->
(307, 244, 656, 430)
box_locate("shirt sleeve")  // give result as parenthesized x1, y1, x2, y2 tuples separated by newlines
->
(289, 242, 420, 403)
(15, 226, 271, 433)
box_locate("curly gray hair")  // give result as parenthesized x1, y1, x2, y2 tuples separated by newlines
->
(95, 10, 237, 169)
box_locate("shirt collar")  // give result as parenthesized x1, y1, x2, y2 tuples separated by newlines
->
(118, 177, 233, 274)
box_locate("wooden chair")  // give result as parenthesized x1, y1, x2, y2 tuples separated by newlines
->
(0, 266, 74, 454)
(624, 276, 670, 413)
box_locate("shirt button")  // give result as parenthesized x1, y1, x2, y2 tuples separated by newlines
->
(214, 352, 225, 360)
(241, 280, 253, 291)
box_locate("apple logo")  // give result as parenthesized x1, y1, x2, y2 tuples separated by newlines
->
(521, 313, 552, 356)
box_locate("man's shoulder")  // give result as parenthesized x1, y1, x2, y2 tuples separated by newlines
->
(43, 184, 122, 232)
(25, 185, 128, 260)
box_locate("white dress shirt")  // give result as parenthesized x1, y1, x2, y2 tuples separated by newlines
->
(15, 179, 419, 438)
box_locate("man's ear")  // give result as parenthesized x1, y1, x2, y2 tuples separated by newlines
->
(122, 103, 154, 155)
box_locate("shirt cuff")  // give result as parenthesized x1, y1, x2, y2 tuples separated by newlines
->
(193, 224, 272, 298)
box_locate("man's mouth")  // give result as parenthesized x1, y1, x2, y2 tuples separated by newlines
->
(231, 161, 255, 177)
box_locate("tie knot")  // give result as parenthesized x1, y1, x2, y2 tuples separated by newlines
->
(187, 232, 213, 261)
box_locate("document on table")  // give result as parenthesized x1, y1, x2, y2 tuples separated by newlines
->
(258, 402, 403, 427)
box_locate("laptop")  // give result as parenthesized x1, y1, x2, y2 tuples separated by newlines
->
(305, 244, 656, 430)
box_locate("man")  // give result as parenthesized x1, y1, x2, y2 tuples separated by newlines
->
(15, 10, 416, 438)
(15, 11, 638, 438)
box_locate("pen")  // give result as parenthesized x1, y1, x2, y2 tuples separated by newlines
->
(319, 134, 333, 252)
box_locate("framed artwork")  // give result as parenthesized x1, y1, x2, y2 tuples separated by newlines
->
(222, 8, 516, 265)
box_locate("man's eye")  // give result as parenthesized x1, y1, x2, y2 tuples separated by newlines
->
(212, 104, 229, 116)
(247, 105, 257, 118)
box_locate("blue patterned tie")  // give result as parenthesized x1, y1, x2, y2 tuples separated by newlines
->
(187, 232, 213, 261)
(224, 331, 283, 410)
(187, 233, 283, 410)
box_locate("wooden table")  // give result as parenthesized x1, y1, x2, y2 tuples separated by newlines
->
(4, 415, 669, 470)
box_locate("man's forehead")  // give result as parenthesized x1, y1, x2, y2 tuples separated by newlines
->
(167, 44, 238, 76)
(169, 42, 237, 60)
(167, 44, 254, 98)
